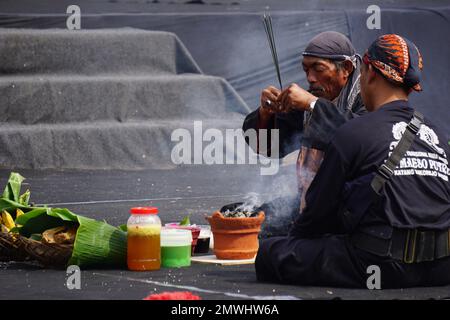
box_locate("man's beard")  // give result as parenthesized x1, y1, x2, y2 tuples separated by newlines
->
(308, 86, 326, 98)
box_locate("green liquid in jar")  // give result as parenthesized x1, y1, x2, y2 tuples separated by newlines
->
(161, 245, 191, 268)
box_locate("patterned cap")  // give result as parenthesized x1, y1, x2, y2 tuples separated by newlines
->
(363, 34, 423, 92)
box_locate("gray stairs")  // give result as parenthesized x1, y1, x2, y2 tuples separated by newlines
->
(0, 28, 201, 75)
(0, 28, 250, 169)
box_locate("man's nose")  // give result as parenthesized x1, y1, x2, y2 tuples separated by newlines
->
(306, 71, 317, 84)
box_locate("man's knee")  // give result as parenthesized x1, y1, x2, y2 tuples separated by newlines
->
(255, 237, 286, 282)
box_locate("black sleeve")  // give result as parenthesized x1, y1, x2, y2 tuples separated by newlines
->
(242, 108, 275, 157)
(242, 108, 304, 158)
(289, 140, 348, 237)
(303, 95, 366, 150)
(243, 108, 269, 132)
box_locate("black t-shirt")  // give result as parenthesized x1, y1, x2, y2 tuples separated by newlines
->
(291, 100, 450, 238)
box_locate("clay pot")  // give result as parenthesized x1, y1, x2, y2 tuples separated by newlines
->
(206, 211, 265, 260)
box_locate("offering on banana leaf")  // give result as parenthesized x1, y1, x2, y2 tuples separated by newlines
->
(0, 172, 127, 268)
(42, 226, 77, 244)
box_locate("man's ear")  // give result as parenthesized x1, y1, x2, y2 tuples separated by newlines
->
(367, 64, 377, 84)
(342, 60, 354, 78)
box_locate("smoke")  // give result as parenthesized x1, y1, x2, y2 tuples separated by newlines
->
(230, 160, 299, 237)
(232, 129, 321, 237)
(235, 192, 260, 212)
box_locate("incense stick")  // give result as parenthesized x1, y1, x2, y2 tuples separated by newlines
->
(262, 12, 283, 90)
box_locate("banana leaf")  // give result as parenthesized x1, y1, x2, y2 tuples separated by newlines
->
(15, 207, 127, 268)
(180, 214, 191, 226)
(0, 173, 34, 219)
(69, 216, 127, 267)
(18, 190, 30, 206)
(3, 172, 127, 268)
(2, 172, 25, 203)
(15, 207, 77, 238)
(0, 198, 31, 213)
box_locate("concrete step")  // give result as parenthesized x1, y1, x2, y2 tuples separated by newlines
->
(0, 27, 252, 170)
(0, 118, 250, 170)
(0, 74, 250, 124)
(0, 28, 201, 75)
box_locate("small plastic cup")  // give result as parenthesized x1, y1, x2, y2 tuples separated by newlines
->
(165, 223, 201, 254)
(160, 228, 192, 268)
(194, 225, 211, 254)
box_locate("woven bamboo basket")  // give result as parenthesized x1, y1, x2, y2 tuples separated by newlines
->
(0, 231, 28, 262)
(0, 231, 73, 268)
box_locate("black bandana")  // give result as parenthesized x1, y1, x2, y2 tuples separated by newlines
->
(302, 31, 356, 61)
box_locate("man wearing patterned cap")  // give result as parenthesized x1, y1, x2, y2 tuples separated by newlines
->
(255, 34, 450, 288)
(243, 31, 366, 237)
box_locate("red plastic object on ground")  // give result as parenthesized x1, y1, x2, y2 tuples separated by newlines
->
(143, 291, 201, 300)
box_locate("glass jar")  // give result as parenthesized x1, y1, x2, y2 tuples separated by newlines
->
(127, 207, 161, 271)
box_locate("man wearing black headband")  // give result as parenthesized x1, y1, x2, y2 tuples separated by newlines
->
(244, 31, 364, 156)
(244, 31, 366, 237)
(255, 34, 450, 288)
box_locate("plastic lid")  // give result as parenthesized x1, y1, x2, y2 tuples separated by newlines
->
(199, 227, 211, 238)
(130, 207, 158, 215)
(161, 228, 192, 246)
(165, 223, 201, 231)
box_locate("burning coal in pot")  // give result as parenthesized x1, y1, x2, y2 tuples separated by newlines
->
(220, 193, 261, 218)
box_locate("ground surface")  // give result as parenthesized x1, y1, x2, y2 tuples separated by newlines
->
(1, 166, 449, 300)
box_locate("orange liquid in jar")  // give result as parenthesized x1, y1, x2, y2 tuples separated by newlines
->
(127, 225, 161, 271)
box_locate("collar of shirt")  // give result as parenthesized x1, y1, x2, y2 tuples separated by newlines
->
(377, 99, 410, 111)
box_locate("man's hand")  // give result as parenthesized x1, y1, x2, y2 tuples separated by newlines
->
(277, 83, 318, 113)
(259, 86, 281, 122)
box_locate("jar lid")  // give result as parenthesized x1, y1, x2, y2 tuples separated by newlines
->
(161, 228, 192, 246)
(130, 207, 158, 215)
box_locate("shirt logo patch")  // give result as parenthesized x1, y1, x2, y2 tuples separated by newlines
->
(389, 121, 449, 182)
(392, 121, 445, 156)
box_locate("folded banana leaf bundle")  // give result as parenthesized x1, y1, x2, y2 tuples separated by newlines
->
(0, 172, 127, 268)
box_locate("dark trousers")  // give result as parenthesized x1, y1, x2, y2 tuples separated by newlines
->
(258, 195, 300, 239)
(255, 234, 450, 288)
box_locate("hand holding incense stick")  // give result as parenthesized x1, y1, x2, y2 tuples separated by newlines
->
(262, 12, 283, 91)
